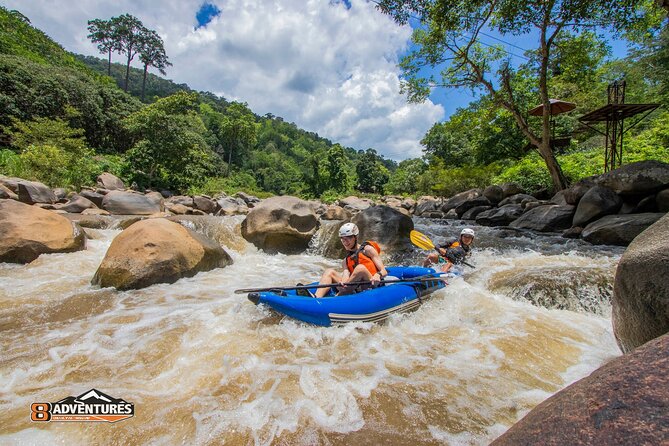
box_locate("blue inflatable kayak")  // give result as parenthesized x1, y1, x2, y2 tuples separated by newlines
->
(247, 266, 446, 326)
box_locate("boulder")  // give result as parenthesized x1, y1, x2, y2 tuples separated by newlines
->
(441, 188, 482, 213)
(454, 195, 491, 217)
(234, 192, 261, 206)
(338, 196, 373, 212)
(563, 177, 597, 205)
(461, 205, 492, 220)
(96, 172, 125, 190)
(167, 195, 195, 208)
(92, 218, 232, 290)
(63, 214, 113, 229)
(53, 188, 68, 201)
(596, 160, 669, 196)
(476, 204, 524, 226)
(510, 205, 576, 232)
(166, 203, 192, 215)
(321, 205, 351, 221)
(612, 212, 669, 353)
(79, 190, 105, 207)
(658, 188, 669, 212)
(444, 209, 459, 219)
(619, 195, 658, 214)
(414, 197, 441, 216)
(81, 208, 110, 216)
(17, 181, 56, 204)
(0, 176, 22, 193)
(401, 197, 416, 212)
(0, 183, 17, 200)
(0, 200, 85, 263)
(581, 213, 665, 246)
(499, 193, 536, 207)
(216, 196, 248, 216)
(101, 190, 163, 215)
(56, 195, 98, 214)
(193, 195, 219, 214)
(241, 196, 319, 254)
(573, 186, 623, 227)
(500, 182, 524, 197)
(352, 205, 414, 252)
(491, 333, 669, 446)
(550, 190, 569, 206)
(483, 185, 505, 205)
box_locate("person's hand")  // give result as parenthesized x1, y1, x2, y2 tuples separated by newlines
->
(371, 273, 381, 285)
(438, 248, 447, 256)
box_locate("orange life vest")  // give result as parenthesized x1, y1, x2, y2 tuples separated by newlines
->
(345, 241, 381, 275)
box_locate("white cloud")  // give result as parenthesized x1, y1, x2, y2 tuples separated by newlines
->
(2, 0, 444, 160)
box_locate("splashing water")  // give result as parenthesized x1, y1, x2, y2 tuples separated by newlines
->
(0, 216, 623, 445)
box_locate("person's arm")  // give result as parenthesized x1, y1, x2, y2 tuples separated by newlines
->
(365, 245, 387, 282)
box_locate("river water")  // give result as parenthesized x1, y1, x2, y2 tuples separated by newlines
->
(0, 216, 624, 445)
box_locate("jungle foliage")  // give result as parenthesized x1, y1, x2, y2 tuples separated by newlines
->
(1, 4, 667, 199)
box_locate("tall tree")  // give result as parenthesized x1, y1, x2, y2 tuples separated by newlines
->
(216, 102, 259, 173)
(138, 29, 171, 101)
(355, 148, 389, 194)
(87, 18, 118, 76)
(113, 14, 147, 92)
(377, 0, 652, 191)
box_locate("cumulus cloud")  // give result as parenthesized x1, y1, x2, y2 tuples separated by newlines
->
(3, 0, 444, 160)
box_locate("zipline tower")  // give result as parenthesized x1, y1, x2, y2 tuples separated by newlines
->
(578, 80, 660, 172)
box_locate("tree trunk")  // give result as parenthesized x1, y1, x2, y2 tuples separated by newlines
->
(141, 65, 148, 102)
(125, 51, 132, 92)
(107, 49, 112, 76)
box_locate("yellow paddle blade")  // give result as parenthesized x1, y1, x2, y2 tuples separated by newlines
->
(410, 230, 436, 250)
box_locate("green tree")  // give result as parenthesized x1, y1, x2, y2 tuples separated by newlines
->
(386, 158, 427, 195)
(122, 92, 217, 191)
(217, 102, 259, 172)
(355, 148, 389, 194)
(111, 14, 147, 93)
(377, 0, 654, 191)
(5, 115, 96, 187)
(137, 29, 171, 102)
(324, 144, 350, 193)
(87, 18, 119, 76)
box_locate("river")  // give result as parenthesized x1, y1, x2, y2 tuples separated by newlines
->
(0, 215, 624, 445)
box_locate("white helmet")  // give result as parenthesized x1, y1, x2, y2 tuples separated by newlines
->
(461, 228, 475, 238)
(339, 222, 359, 237)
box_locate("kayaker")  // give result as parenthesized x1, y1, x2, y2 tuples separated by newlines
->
(422, 228, 475, 272)
(313, 222, 388, 298)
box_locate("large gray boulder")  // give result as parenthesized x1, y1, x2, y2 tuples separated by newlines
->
(92, 218, 232, 290)
(96, 172, 125, 190)
(476, 204, 524, 226)
(656, 188, 669, 212)
(352, 205, 414, 252)
(491, 333, 669, 446)
(563, 177, 598, 205)
(510, 205, 575, 232)
(241, 196, 319, 254)
(483, 185, 505, 205)
(338, 196, 373, 212)
(441, 188, 481, 213)
(17, 180, 56, 204)
(596, 160, 669, 196)
(414, 196, 442, 216)
(500, 182, 524, 197)
(572, 186, 622, 227)
(101, 190, 164, 215)
(0, 200, 86, 263)
(612, 212, 669, 353)
(581, 213, 665, 246)
(56, 195, 98, 213)
(499, 193, 536, 207)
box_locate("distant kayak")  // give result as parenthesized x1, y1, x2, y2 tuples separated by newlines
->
(247, 266, 447, 326)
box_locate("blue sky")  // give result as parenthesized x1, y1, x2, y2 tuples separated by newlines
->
(0, 0, 633, 161)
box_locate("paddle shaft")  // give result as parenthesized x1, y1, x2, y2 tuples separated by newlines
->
(234, 274, 444, 294)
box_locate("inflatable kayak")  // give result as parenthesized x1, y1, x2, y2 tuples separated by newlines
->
(247, 266, 446, 326)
